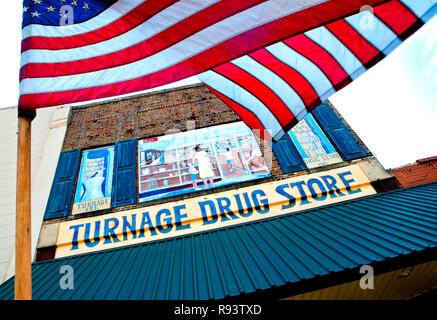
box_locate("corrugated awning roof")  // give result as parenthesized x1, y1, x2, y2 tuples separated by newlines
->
(1, 182, 436, 300)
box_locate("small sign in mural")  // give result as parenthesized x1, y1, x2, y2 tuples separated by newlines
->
(289, 113, 343, 169)
(72, 146, 114, 215)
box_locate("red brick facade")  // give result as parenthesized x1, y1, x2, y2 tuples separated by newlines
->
(52, 84, 372, 221)
(63, 84, 239, 151)
(392, 156, 437, 188)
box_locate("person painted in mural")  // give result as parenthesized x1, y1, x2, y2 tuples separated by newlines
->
(225, 147, 235, 173)
(80, 169, 105, 202)
(194, 145, 215, 189)
(186, 159, 200, 190)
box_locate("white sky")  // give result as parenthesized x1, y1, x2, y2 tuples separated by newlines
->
(1, 2, 436, 170)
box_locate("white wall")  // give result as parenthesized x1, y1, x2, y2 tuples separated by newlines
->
(0, 106, 70, 283)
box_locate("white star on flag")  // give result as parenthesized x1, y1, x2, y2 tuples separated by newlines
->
(59, 11, 68, 19)
(31, 11, 41, 18)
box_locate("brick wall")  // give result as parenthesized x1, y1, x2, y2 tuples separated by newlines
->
(60, 84, 282, 220)
(391, 156, 437, 188)
(63, 84, 239, 151)
(56, 83, 372, 220)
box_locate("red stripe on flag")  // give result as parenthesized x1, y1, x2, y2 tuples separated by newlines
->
(248, 48, 321, 109)
(325, 19, 381, 65)
(21, 0, 179, 52)
(373, 1, 419, 37)
(213, 63, 295, 129)
(20, 0, 266, 80)
(283, 34, 351, 90)
(204, 84, 272, 141)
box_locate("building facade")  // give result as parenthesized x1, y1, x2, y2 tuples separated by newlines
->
(1, 84, 436, 300)
(36, 84, 396, 260)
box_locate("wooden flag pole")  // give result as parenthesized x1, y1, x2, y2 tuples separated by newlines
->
(15, 109, 36, 300)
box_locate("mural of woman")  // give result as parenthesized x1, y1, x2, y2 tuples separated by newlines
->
(194, 145, 215, 189)
(81, 169, 106, 202)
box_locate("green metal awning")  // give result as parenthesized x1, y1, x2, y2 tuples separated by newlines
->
(1, 182, 436, 300)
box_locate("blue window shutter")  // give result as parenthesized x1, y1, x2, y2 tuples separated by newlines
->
(312, 103, 367, 160)
(272, 134, 307, 173)
(44, 149, 81, 220)
(111, 138, 137, 207)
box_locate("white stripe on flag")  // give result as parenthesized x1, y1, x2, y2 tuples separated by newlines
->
(345, 11, 401, 55)
(401, 0, 437, 19)
(305, 26, 366, 80)
(198, 70, 284, 139)
(232, 56, 307, 121)
(265, 42, 334, 100)
(22, 0, 144, 39)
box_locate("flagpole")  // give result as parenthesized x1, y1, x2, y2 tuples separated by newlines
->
(15, 108, 35, 300)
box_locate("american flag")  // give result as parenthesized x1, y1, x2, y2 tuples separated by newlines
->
(20, 0, 392, 111)
(198, 0, 437, 141)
